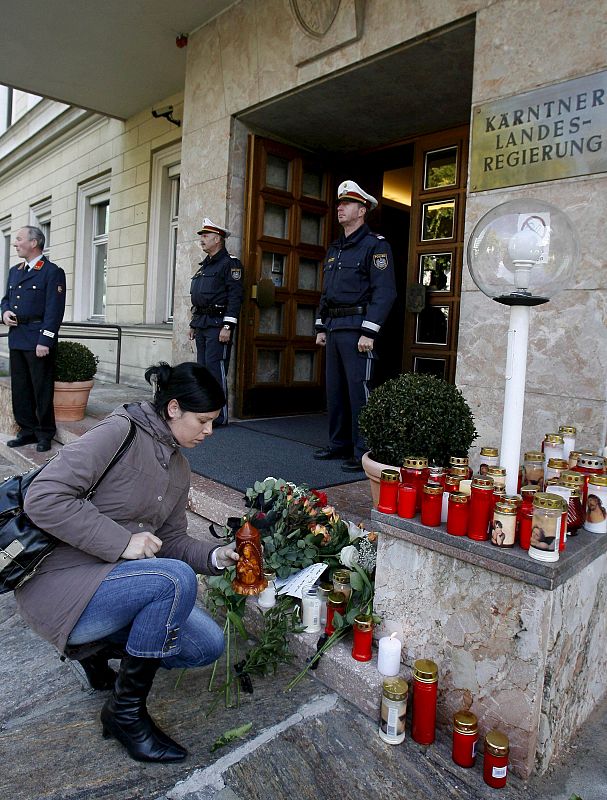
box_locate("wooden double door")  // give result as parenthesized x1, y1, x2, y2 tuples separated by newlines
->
(236, 127, 468, 417)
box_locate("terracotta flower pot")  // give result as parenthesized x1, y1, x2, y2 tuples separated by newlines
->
(53, 380, 94, 422)
(361, 451, 401, 509)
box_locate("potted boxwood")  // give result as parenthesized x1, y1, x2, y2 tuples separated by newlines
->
(358, 373, 478, 507)
(53, 340, 99, 422)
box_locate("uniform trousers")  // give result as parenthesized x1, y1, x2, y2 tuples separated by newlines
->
(325, 327, 375, 460)
(67, 559, 225, 668)
(194, 327, 231, 425)
(10, 347, 57, 443)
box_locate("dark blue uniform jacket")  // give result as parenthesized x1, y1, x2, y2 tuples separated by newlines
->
(315, 223, 396, 338)
(189, 247, 244, 330)
(1, 256, 66, 350)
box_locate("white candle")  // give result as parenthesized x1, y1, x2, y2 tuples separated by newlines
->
(378, 632, 402, 676)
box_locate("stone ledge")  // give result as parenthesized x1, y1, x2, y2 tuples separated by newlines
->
(372, 509, 607, 591)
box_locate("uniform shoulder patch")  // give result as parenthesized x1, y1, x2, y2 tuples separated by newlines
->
(229, 255, 239, 259)
(372, 233, 385, 240)
(231, 268, 242, 280)
(373, 253, 389, 270)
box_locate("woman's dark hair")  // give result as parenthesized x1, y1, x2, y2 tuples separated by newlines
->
(145, 362, 225, 416)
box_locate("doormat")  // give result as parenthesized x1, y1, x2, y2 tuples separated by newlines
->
(182, 415, 366, 494)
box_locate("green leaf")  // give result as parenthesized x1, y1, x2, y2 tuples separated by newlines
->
(227, 610, 248, 640)
(349, 571, 365, 592)
(297, 539, 306, 549)
(210, 722, 253, 752)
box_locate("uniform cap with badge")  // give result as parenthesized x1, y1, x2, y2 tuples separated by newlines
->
(196, 217, 231, 238)
(336, 180, 378, 211)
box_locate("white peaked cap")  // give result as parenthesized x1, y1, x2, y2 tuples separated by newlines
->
(196, 217, 231, 237)
(337, 180, 378, 211)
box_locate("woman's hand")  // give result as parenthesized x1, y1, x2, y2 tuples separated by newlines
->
(214, 543, 240, 570)
(121, 532, 163, 560)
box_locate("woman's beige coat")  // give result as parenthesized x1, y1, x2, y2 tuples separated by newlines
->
(16, 402, 220, 653)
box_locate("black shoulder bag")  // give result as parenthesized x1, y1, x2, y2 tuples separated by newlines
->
(0, 417, 136, 593)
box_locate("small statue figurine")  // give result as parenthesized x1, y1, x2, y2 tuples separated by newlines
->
(231, 520, 268, 596)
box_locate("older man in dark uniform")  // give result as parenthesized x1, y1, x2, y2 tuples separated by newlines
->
(189, 218, 244, 425)
(1, 226, 66, 451)
(314, 181, 396, 472)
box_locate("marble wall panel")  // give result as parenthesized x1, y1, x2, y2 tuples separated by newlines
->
(217, 0, 260, 115)
(180, 119, 233, 191)
(183, 22, 227, 134)
(373, 532, 550, 775)
(473, 0, 607, 104)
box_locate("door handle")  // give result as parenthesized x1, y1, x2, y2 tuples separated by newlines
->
(252, 278, 276, 309)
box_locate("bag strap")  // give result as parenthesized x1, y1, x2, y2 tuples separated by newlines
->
(83, 415, 137, 501)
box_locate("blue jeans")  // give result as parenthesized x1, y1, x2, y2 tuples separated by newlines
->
(67, 559, 224, 669)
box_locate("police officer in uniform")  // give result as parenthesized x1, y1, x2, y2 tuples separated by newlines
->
(189, 218, 244, 426)
(1, 226, 66, 451)
(314, 181, 396, 472)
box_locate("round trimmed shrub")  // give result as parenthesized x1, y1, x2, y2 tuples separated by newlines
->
(55, 340, 99, 382)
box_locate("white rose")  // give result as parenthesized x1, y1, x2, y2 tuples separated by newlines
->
(346, 520, 366, 541)
(339, 545, 359, 568)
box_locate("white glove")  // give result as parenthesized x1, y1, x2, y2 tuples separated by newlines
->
(213, 543, 239, 570)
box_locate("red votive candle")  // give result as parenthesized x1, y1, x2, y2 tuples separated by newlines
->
(325, 592, 346, 636)
(483, 730, 509, 789)
(400, 457, 429, 512)
(452, 710, 478, 768)
(411, 659, 438, 745)
(351, 614, 373, 662)
(467, 475, 494, 541)
(397, 484, 417, 518)
(447, 491, 469, 536)
(518, 485, 538, 549)
(420, 483, 443, 526)
(377, 469, 400, 514)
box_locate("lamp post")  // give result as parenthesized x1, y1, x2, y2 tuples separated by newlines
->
(466, 199, 579, 494)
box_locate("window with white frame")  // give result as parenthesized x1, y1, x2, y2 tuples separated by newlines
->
(146, 143, 181, 324)
(74, 175, 110, 321)
(30, 198, 51, 255)
(0, 217, 11, 290)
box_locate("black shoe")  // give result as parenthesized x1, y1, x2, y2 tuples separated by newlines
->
(313, 448, 352, 461)
(341, 457, 364, 473)
(36, 441, 52, 452)
(78, 653, 119, 691)
(101, 655, 187, 762)
(7, 434, 37, 447)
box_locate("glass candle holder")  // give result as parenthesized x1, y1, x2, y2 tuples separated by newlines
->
(397, 483, 417, 518)
(421, 483, 443, 527)
(411, 659, 438, 745)
(545, 458, 569, 486)
(325, 591, 347, 636)
(584, 475, 607, 534)
(543, 433, 565, 472)
(332, 569, 352, 602)
(483, 730, 510, 789)
(449, 456, 472, 479)
(528, 493, 564, 562)
(351, 613, 374, 662)
(317, 581, 333, 626)
(452, 710, 478, 768)
(518, 485, 539, 549)
(400, 457, 429, 512)
(379, 678, 408, 745)
(442, 475, 461, 522)
(377, 468, 400, 514)
(558, 425, 576, 461)
(447, 491, 469, 536)
(523, 451, 545, 490)
(490, 501, 517, 547)
(479, 447, 499, 474)
(468, 475, 495, 541)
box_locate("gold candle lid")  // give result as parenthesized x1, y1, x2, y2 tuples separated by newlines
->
(449, 456, 469, 467)
(492, 487, 506, 499)
(380, 468, 400, 482)
(559, 425, 576, 435)
(317, 582, 333, 596)
(353, 613, 373, 631)
(382, 677, 408, 701)
(471, 475, 494, 489)
(423, 483, 443, 495)
(487, 466, 506, 477)
(480, 447, 499, 457)
(448, 491, 469, 504)
(494, 501, 517, 515)
(403, 456, 428, 469)
(547, 458, 568, 470)
(449, 466, 469, 478)
(559, 470, 585, 486)
(533, 492, 566, 510)
(453, 710, 478, 732)
(521, 485, 540, 498)
(544, 433, 564, 445)
(588, 474, 607, 487)
(503, 494, 522, 507)
(327, 591, 347, 606)
(413, 658, 438, 682)
(332, 569, 351, 584)
(524, 451, 545, 462)
(485, 729, 509, 756)
(445, 476, 461, 489)
(578, 455, 605, 469)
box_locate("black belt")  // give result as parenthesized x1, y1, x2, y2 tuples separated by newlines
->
(15, 316, 43, 324)
(325, 305, 365, 318)
(194, 305, 226, 315)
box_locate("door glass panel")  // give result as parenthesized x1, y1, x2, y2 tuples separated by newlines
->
(296, 305, 316, 337)
(302, 168, 323, 198)
(414, 356, 447, 378)
(256, 350, 281, 382)
(266, 155, 291, 191)
(258, 304, 284, 335)
(298, 257, 321, 291)
(263, 203, 288, 239)
(421, 200, 455, 241)
(416, 306, 449, 345)
(261, 251, 286, 287)
(294, 351, 316, 382)
(300, 212, 322, 246)
(424, 146, 458, 189)
(419, 253, 452, 292)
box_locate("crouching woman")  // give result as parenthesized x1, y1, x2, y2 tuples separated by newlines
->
(16, 362, 238, 763)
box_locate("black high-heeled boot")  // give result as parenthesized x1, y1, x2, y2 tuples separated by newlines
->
(100, 655, 187, 762)
(78, 652, 118, 690)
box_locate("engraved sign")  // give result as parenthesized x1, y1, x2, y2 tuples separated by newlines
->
(290, 0, 341, 38)
(470, 70, 607, 192)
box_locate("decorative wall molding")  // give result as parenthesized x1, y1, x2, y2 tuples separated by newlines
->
(291, 0, 365, 67)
